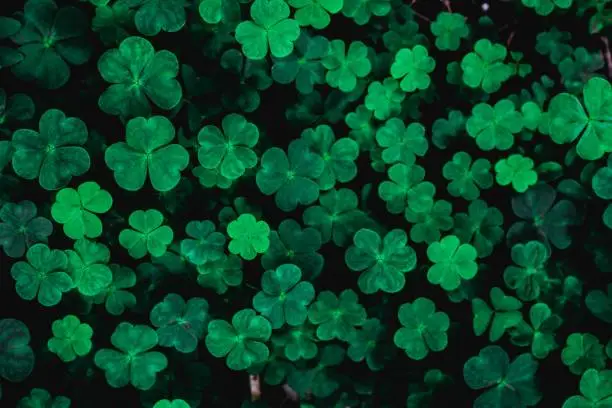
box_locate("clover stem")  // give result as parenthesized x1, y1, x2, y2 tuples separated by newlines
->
(601, 37, 612, 78)
(441, 0, 452, 12)
(249, 374, 261, 401)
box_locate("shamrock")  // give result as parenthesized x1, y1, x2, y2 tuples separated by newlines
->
(430, 12, 469, 51)
(585, 284, 612, 323)
(522, 0, 572, 16)
(0, 319, 34, 383)
(289, 0, 343, 29)
(307, 289, 367, 341)
(453, 200, 504, 259)
(394, 298, 450, 360)
(11, 243, 73, 307)
(271, 34, 329, 94)
(503, 241, 552, 301)
(105, 116, 189, 192)
(405, 199, 454, 244)
(0, 90, 35, 136)
(364, 78, 405, 120)
(443, 152, 493, 200)
(47, 315, 93, 362)
(461, 39, 513, 93)
(509, 303, 562, 359)
(592, 154, 612, 199)
(197, 114, 259, 180)
(0, 200, 53, 258)
(119, 209, 174, 259)
(17, 389, 70, 408)
(322, 40, 372, 93)
(300, 124, 359, 190)
(11, 109, 90, 190)
(91, 0, 135, 46)
(273, 324, 318, 361)
(235, 0, 300, 60)
(199, 0, 241, 24)
(94, 322, 168, 390)
(426, 235, 478, 291)
(341, 0, 391, 25)
(507, 183, 579, 249)
(227, 213, 270, 260)
(472, 287, 523, 342)
(11, 0, 91, 89)
(261, 219, 324, 280)
(196, 254, 243, 294)
(256, 139, 324, 211)
(375, 118, 428, 165)
(130, 0, 187, 36)
(180, 220, 226, 266)
(390, 45, 436, 92)
(548, 77, 612, 160)
(153, 400, 190, 408)
(0, 16, 22, 70)
(205, 308, 272, 370)
(378, 163, 435, 214)
(432, 110, 466, 150)
(561, 333, 607, 375)
(97, 36, 182, 118)
(464, 346, 542, 408)
(535, 28, 573, 64)
(347, 318, 391, 371)
(51, 181, 113, 240)
(66, 239, 112, 297)
(345, 228, 417, 294)
(92, 264, 137, 316)
(466, 99, 524, 151)
(562, 369, 612, 408)
(253, 264, 315, 328)
(495, 154, 538, 193)
(150, 294, 209, 353)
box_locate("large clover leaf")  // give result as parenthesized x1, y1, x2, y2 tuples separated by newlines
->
(0, 200, 53, 258)
(66, 239, 112, 297)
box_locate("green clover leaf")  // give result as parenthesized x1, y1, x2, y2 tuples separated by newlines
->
(341, 0, 390, 25)
(390, 45, 436, 92)
(92, 264, 137, 316)
(180, 220, 226, 266)
(345, 228, 416, 294)
(205, 308, 272, 371)
(0, 200, 53, 258)
(405, 199, 454, 244)
(227, 213, 270, 260)
(561, 333, 607, 375)
(132, 0, 187, 36)
(196, 254, 243, 294)
(466, 99, 524, 151)
(472, 287, 523, 342)
(289, 0, 343, 29)
(495, 154, 538, 193)
(562, 369, 612, 408)
(322, 40, 372, 92)
(17, 388, 70, 408)
(235, 0, 300, 60)
(47, 315, 93, 362)
(430, 12, 469, 51)
(426, 235, 478, 291)
(0, 319, 34, 383)
(585, 284, 612, 323)
(378, 163, 435, 214)
(66, 239, 112, 297)
(503, 241, 551, 301)
(376, 118, 428, 165)
(522, 0, 573, 16)
(394, 298, 450, 360)
(94, 322, 168, 390)
(119, 209, 174, 259)
(364, 78, 405, 120)
(105, 116, 189, 192)
(509, 303, 562, 359)
(461, 39, 512, 93)
(443, 151, 493, 200)
(307, 289, 366, 341)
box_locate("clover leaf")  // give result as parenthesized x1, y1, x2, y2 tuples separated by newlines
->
(585, 284, 612, 323)
(0, 319, 35, 383)
(561, 333, 607, 375)
(0, 90, 35, 136)
(394, 298, 449, 360)
(522, 0, 573, 16)
(17, 388, 70, 408)
(430, 12, 469, 51)
(509, 303, 562, 359)
(196, 254, 243, 294)
(66, 239, 112, 297)
(11, 109, 90, 190)
(0, 200, 52, 258)
(227, 213, 270, 260)
(562, 369, 612, 408)
(253, 264, 315, 328)
(106, 116, 189, 192)
(341, 0, 390, 25)
(495, 154, 538, 193)
(364, 78, 405, 120)
(289, 0, 343, 29)
(11, 0, 91, 89)
(301, 124, 359, 190)
(426, 235, 478, 291)
(92, 264, 137, 316)
(197, 114, 259, 181)
(235, 0, 300, 60)
(179, 220, 225, 267)
(205, 308, 272, 371)
(467, 99, 524, 151)
(548, 77, 612, 160)
(464, 345, 541, 408)
(346, 318, 390, 371)
(47, 315, 93, 362)
(94, 322, 168, 390)
(51, 181, 112, 240)
(97, 36, 182, 118)
(345, 228, 417, 294)
(256, 139, 324, 211)
(322, 40, 371, 93)
(453, 199, 504, 259)
(376, 118, 428, 166)
(503, 241, 551, 301)
(472, 287, 523, 342)
(461, 39, 512, 93)
(150, 294, 209, 353)
(378, 163, 435, 214)
(11, 243, 73, 307)
(405, 199, 454, 244)
(131, 0, 187, 36)
(199, 0, 240, 24)
(261, 219, 324, 280)
(119, 209, 174, 259)
(390, 45, 436, 92)
(443, 152, 493, 200)
(307, 289, 366, 341)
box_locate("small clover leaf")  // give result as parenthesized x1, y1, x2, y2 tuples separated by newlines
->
(92, 264, 137, 316)
(561, 333, 607, 375)
(495, 154, 538, 193)
(47, 315, 93, 362)
(430, 12, 469, 51)
(196, 254, 243, 294)
(390, 45, 436, 92)
(461, 39, 512, 93)
(442, 152, 493, 200)
(376, 118, 428, 166)
(503, 241, 551, 301)
(466, 99, 524, 151)
(0, 200, 53, 258)
(378, 163, 435, 214)
(509, 303, 562, 359)
(322, 40, 372, 93)
(66, 239, 112, 297)
(119, 209, 174, 259)
(562, 369, 612, 408)
(405, 199, 454, 245)
(132, 0, 187, 36)
(180, 220, 226, 266)
(426, 235, 478, 291)
(17, 389, 70, 408)
(227, 213, 270, 260)
(308, 289, 366, 341)
(585, 284, 612, 323)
